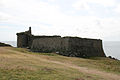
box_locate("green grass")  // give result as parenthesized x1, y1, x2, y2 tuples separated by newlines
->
(11, 47, 58, 56)
(11, 47, 120, 74)
(0, 47, 120, 80)
(47, 56, 120, 74)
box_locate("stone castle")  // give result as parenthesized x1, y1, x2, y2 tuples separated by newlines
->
(16, 27, 106, 58)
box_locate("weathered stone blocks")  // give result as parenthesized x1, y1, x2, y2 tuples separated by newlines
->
(16, 27, 106, 58)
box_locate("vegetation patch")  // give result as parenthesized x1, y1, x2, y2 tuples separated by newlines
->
(0, 47, 119, 80)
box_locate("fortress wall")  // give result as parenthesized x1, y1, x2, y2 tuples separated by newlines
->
(68, 38, 106, 57)
(17, 27, 106, 58)
(17, 34, 28, 48)
(16, 27, 32, 48)
(30, 37, 69, 52)
(92, 40, 105, 57)
(30, 37, 105, 57)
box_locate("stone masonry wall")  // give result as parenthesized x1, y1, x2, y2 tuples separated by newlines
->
(30, 37, 106, 57)
(17, 34, 28, 48)
(67, 38, 106, 57)
(17, 27, 106, 58)
(31, 37, 69, 53)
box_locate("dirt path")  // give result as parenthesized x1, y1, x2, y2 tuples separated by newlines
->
(1, 47, 120, 80)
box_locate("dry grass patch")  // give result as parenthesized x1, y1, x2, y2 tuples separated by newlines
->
(0, 47, 120, 80)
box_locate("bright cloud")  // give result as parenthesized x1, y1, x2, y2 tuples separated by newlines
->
(72, 0, 116, 10)
(0, 0, 120, 41)
(87, 0, 115, 7)
(114, 4, 120, 13)
(72, 0, 90, 10)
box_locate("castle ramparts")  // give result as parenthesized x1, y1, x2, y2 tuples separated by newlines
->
(16, 27, 106, 58)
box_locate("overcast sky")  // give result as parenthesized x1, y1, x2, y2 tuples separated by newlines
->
(0, 0, 120, 41)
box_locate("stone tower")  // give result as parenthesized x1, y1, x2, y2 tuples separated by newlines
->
(16, 27, 32, 48)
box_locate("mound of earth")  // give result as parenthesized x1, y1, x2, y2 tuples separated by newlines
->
(0, 42, 11, 47)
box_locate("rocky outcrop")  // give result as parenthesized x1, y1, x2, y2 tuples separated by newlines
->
(0, 42, 11, 47)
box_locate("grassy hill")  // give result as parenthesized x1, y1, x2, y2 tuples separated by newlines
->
(0, 47, 120, 80)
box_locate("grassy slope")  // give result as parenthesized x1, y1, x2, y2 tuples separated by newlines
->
(0, 47, 120, 80)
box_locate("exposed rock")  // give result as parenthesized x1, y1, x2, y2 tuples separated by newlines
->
(0, 42, 11, 47)
(108, 56, 118, 60)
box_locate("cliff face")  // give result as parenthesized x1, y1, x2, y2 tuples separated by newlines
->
(0, 42, 11, 47)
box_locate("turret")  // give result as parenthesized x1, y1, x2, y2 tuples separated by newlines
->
(16, 27, 32, 48)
